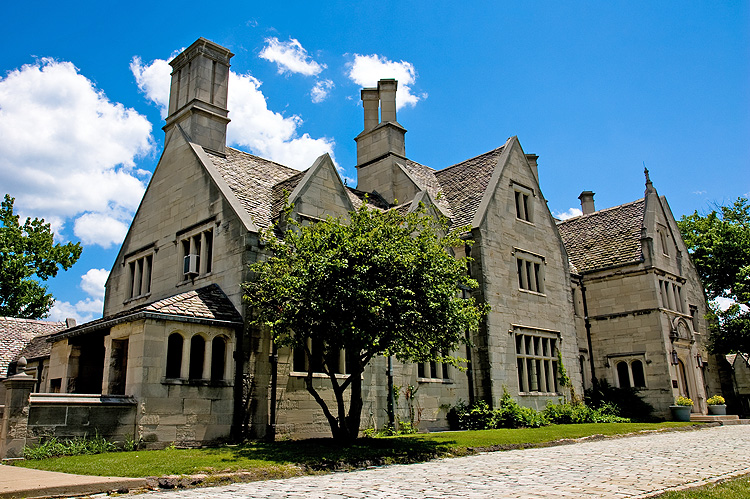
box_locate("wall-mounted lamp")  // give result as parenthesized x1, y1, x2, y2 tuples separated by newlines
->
(697, 354, 704, 367)
(671, 350, 679, 365)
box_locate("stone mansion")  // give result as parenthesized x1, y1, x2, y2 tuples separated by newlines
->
(2, 38, 723, 447)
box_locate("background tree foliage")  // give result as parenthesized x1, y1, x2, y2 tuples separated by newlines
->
(0, 194, 82, 318)
(244, 203, 488, 442)
(678, 197, 750, 354)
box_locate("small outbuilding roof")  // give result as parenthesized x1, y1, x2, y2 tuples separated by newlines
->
(0, 317, 67, 377)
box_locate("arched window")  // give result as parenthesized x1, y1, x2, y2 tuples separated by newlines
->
(166, 333, 183, 378)
(189, 335, 205, 380)
(211, 336, 227, 382)
(631, 360, 646, 387)
(617, 361, 631, 388)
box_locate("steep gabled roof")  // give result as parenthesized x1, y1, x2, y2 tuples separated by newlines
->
(557, 198, 646, 273)
(207, 147, 302, 229)
(434, 146, 505, 228)
(399, 160, 453, 218)
(50, 284, 242, 341)
(0, 317, 66, 377)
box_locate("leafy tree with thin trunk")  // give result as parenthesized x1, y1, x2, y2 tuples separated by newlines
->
(678, 197, 750, 354)
(0, 194, 82, 318)
(244, 203, 488, 442)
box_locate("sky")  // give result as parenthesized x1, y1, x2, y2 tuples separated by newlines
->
(1, 1, 748, 323)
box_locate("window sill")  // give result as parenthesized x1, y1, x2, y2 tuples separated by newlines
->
(177, 272, 213, 287)
(518, 391, 561, 397)
(289, 371, 351, 379)
(124, 293, 151, 305)
(518, 289, 546, 297)
(161, 378, 232, 387)
(417, 377, 453, 384)
(515, 218, 535, 226)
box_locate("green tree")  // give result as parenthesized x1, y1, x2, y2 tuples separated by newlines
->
(0, 194, 82, 318)
(678, 197, 750, 354)
(244, 203, 488, 442)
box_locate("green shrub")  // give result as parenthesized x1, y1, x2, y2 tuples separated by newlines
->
(543, 401, 630, 424)
(495, 392, 548, 428)
(23, 433, 118, 459)
(585, 378, 655, 421)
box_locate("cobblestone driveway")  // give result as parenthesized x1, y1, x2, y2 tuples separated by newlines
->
(150, 425, 750, 498)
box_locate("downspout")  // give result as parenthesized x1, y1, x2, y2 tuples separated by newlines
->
(579, 275, 596, 384)
(268, 340, 278, 441)
(231, 324, 244, 442)
(463, 243, 475, 406)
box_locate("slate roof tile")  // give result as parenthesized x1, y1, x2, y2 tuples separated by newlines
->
(557, 198, 645, 273)
(207, 147, 301, 229)
(434, 147, 505, 229)
(0, 318, 66, 377)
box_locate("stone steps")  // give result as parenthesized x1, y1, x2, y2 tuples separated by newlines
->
(690, 414, 750, 425)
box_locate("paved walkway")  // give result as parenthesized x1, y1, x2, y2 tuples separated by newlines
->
(149, 425, 750, 499)
(0, 464, 146, 499)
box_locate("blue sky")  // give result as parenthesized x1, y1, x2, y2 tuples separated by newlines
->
(1, 1, 748, 322)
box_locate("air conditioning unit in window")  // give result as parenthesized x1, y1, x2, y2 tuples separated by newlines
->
(184, 254, 199, 275)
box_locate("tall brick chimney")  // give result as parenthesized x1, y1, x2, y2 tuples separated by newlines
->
(163, 38, 233, 154)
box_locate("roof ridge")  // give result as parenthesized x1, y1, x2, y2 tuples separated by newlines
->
(437, 146, 505, 174)
(0, 317, 65, 325)
(221, 146, 303, 175)
(558, 197, 645, 225)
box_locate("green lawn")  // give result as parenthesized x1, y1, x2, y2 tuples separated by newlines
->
(14, 422, 696, 479)
(653, 474, 750, 498)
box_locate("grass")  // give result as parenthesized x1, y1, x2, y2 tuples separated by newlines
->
(14, 422, 697, 480)
(653, 474, 750, 498)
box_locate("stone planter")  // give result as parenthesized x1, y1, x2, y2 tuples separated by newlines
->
(670, 405, 692, 422)
(708, 404, 727, 415)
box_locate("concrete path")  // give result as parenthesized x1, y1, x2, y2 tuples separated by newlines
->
(0, 464, 146, 499)
(148, 425, 750, 499)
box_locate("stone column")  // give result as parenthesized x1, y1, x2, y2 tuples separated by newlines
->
(1, 358, 37, 458)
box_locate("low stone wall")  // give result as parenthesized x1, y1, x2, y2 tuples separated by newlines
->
(25, 394, 137, 447)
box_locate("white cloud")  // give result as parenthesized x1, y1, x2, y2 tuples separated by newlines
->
(311, 79, 334, 103)
(74, 212, 130, 248)
(49, 297, 103, 323)
(259, 37, 325, 76)
(131, 54, 177, 118)
(0, 58, 153, 247)
(48, 267, 108, 322)
(130, 54, 336, 171)
(347, 54, 425, 110)
(555, 207, 583, 220)
(80, 268, 109, 300)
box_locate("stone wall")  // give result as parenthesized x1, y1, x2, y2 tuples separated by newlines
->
(25, 394, 137, 446)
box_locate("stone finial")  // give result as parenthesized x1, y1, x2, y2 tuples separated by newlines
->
(644, 166, 655, 194)
(17, 356, 27, 371)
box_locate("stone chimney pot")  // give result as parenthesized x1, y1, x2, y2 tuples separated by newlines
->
(579, 191, 596, 215)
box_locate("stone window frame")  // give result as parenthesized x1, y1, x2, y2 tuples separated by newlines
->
(659, 278, 685, 313)
(514, 326, 560, 395)
(512, 182, 535, 224)
(177, 220, 216, 283)
(417, 350, 453, 384)
(289, 339, 350, 379)
(514, 248, 546, 295)
(123, 245, 155, 302)
(609, 354, 648, 389)
(162, 329, 233, 385)
(658, 227, 670, 256)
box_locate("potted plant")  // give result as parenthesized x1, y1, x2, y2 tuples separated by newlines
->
(706, 395, 726, 415)
(670, 396, 693, 422)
